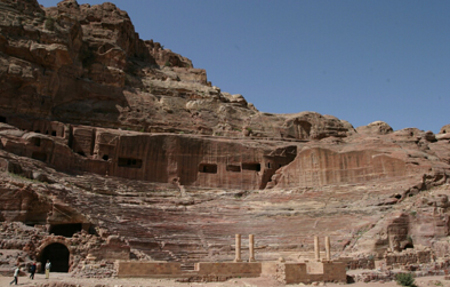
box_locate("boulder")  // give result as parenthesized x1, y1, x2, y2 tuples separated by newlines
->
(356, 121, 393, 135)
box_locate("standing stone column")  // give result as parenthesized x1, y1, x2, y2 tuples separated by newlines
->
(325, 236, 331, 261)
(249, 234, 256, 262)
(314, 236, 320, 262)
(388, 233, 394, 252)
(234, 234, 242, 262)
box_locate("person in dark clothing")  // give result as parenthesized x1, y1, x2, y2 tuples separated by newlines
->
(29, 262, 36, 279)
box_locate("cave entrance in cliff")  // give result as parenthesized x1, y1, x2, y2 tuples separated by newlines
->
(49, 223, 82, 237)
(40, 243, 70, 273)
(199, 163, 217, 173)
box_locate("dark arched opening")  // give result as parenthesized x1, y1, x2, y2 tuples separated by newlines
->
(403, 242, 414, 249)
(40, 243, 70, 272)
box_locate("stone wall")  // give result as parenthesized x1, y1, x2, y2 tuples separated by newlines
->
(261, 261, 347, 284)
(195, 262, 261, 277)
(117, 262, 181, 278)
(385, 250, 433, 265)
(322, 262, 347, 282)
(117, 260, 346, 283)
(345, 257, 375, 270)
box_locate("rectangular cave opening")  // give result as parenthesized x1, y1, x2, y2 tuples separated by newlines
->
(31, 152, 47, 162)
(242, 162, 261, 171)
(199, 163, 217, 174)
(226, 165, 241, 172)
(49, 223, 83, 238)
(118, 157, 143, 168)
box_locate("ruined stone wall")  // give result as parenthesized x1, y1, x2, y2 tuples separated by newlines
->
(261, 262, 346, 284)
(322, 262, 347, 282)
(117, 262, 181, 278)
(385, 250, 433, 265)
(307, 261, 325, 274)
(195, 262, 261, 277)
(283, 263, 321, 284)
(346, 258, 375, 270)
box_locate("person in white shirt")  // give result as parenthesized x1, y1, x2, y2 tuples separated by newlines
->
(9, 266, 19, 285)
(45, 260, 52, 279)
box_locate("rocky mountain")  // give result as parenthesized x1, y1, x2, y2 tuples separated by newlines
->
(0, 0, 449, 275)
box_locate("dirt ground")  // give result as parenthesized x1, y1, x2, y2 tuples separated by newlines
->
(1, 272, 450, 287)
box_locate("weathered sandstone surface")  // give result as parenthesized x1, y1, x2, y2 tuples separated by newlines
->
(0, 0, 449, 278)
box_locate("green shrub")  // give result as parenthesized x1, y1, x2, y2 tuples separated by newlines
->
(395, 273, 416, 287)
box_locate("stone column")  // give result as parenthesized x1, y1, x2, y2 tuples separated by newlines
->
(325, 236, 331, 261)
(388, 233, 394, 252)
(314, 236, 320, 262)
(249, 234, 256, 262)
(234, 234, 242, 262)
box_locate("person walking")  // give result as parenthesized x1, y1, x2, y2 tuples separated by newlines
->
(45, 260, 51, 279)
(29, 262, 36, 279)
(9, 266, 19, 285)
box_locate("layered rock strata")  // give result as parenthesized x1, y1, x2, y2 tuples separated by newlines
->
(0, 0, 449, 277)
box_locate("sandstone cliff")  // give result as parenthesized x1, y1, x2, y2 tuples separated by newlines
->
(0, 0, 449, 275)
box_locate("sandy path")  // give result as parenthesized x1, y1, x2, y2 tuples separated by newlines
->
(1, 272, 449, 287)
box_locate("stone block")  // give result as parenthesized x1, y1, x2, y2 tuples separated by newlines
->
(261, 261, 347, 284)
(195, 262, 261, 278)
(117, 261, 181, 278)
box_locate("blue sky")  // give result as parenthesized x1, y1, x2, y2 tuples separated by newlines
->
(38, 0, 450, 133)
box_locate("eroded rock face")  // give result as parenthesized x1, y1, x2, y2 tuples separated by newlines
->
(440, 125, 450, 135)
(0, 0, 449, 275)
(0, 0, 355, 140)
(0, 122, 299, 190)
(281, 112, 354, 140)
(356, 121, 393, 135)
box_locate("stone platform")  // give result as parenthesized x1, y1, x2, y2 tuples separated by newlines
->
(117, 260, 346, 284)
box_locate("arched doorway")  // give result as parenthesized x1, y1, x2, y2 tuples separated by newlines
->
(40, 243, 70, 272)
